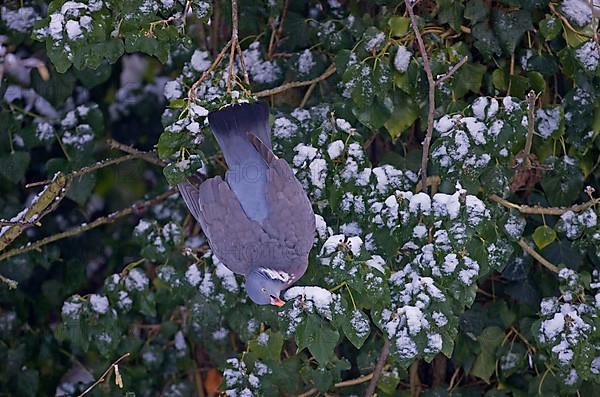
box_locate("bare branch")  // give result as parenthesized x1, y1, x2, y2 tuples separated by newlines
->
(0, 173, 68, 251)
(489, 194, 599, 215)
(0, 189, 178, 263)
(517, 238, 560, 273)
(406, 0, 436, 195)
(254, 64, 336, 97)
(226, 0, 239, 94)
(435, 56, 468, 86)
(77, 353, 131, 397)
(188, 40, 232, 101)
(106, 139, 166, 167)
(27, 154, 147, 189)
(364, 338, 390, 397)
(0, 273, 18, 289)
(524, 90, 536, 159)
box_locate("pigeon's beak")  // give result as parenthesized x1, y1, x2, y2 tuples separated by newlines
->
(270, 296, 285, 307)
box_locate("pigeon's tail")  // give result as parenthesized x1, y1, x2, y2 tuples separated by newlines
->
(208, 102, 272, 169)
(207, 102, 271, 223)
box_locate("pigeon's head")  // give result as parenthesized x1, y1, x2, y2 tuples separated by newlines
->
(245, 268, 290, 306)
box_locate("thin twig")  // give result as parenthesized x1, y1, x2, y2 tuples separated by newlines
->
(0, 273, 18, 289)
(26, 154, 143, 188)
(254, 64, 336, 97)
(524, 90, 536, 161)
(299, 81, 318, 108)
(77, 353, 131, 397)
(336, 366, 390, 388)
(0, 189, 177, 262)
(0, 173, 68, 251)
(406, 0, 436, 195)
(517, 238, 560, 273)
(188, 40, 232, 101)
(226, 0, 239, 94)
(296, 388, 318, 397)
(435, 56, 468, 86)
(106, 139, 166, 167)
(364, 338, 390, 397)
(0, 220, 38, 227)
(236, 41, 250, 85)
(406, 2, 467, 195)
(489, 194, 599, 215)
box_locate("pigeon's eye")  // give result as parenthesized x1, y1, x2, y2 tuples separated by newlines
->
(261, 287, 266, 293)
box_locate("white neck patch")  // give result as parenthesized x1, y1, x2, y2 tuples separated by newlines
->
(259, 268, 292, 283)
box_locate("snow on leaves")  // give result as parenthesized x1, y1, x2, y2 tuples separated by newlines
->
(535, 269, 600, 389)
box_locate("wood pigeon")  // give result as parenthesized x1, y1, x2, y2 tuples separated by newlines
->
(178, 102, 316, 306)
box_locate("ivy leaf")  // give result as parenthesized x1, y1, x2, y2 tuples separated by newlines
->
(0, 152, 30, 183)
(472, 23, 503, 60)
(464, 0, 489, 23)
(532, 226, 556, 249)
(539, 15, 562, 41)
(247, 330, 284, 362)
(492, 9, 533, 55)
(296, 314, 339, 366)
(437, 0, 465, 31)
(540, 156, 584, 207)
(388, 16, 410, 36)
(384, 94, 418, 140)
(452, 62, 486, 98)
(341, 309, 371, 349)
(470, 326, 505, 382)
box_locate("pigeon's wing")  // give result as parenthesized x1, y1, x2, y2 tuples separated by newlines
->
(178, 182, 203, 224)
(194, 176, 274, 275)
(263, 159, 316, 259)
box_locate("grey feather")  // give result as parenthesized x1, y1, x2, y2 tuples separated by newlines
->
(179, 102, 315, 304)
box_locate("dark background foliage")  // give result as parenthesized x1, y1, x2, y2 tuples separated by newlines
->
(0, 0, 599, 396)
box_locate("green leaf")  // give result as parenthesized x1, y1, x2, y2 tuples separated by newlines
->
(479, 326, 505, 353)
(31, 67, 76, 106)
(45, 42, 72, 73)
(465, 0, 489, 23)
(472, 23, 503, 60)
(471, 326, 505, 382)
(163, 162, 187, 185)
(341, 309, 371, 349)
(296, 314, 339, 366)
(471, 349, 496, 383)
(453, 62, 486, 98)
(526, 71, 546, 94)
(0, 152, 30, 183)
(66, 174, 96, 205)
(157, 131, 187, 159)
(532, 226, 557, 249)
(492, 69, 508, 91)
(248, 330, 284, 362)
(539, 14, 562, 41)
(438, 0, 465, 31)
(384, 95, 418, 140)
(388, 16, 410, 36)
(492, 9, 533, 55)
